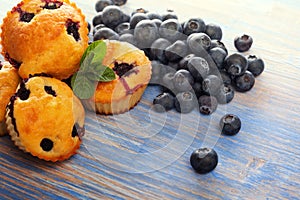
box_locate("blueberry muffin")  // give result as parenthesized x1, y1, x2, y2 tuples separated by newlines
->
(6, 76, 85, 162)
(0, 61, 20, 136)
(0, 0, 89, 80)
(82, 40, 152, 114)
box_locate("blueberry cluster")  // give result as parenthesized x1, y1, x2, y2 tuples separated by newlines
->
(90, 4, 265, 174)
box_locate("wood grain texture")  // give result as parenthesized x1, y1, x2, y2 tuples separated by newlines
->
(1, 0, 300, 199)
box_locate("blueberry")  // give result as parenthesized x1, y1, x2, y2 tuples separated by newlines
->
(187, 33, 211, 56)
(165, 40, 188, 62)
(210, 40, 228, 53)
(93, 27, 119, 41)
(234, 34, 253, 52)
(224, 53, 248, 76)
(66, 20, 80, 41)
(173, 69, 194, 93)
(209, 47, 227, 69)
(202, 74, 222, 96)
(153, 92, 175, 112)
(102, 5, 125, 29)
(198, 95, 218, 115)
(20, 12, 35, 23)
(92, 12, 103, 27)
(87, 22, 91, 33)
(44, 86, 56, 97)
(134, 20, 159, 48)
(121, 13, 131, 23)
(174, 91, 196, 113)
(247, 55, 265, 77)
(113, 62, 134, 77)
(119, 33, 137, 46)
(219, 71, 232, 86)
(233, 71, 255, 92)
(187, 56, 210, 82)
(150, 38, 171, 64)
(220, 114, 241, 136)
(93, 24, 106, 35)
(162, 72, 176, 93)
(183, 18, 206, 36)
(131, 8, 149, 16)
(192, 81, 204, 98)
(159, 19, 183, 42)
(95, 0, 113, 12)
(161, 9, 178, 21)
(190, 148, 218, 174)
(16, 82, 30, 100)
(178, 54, 196, 70)
(205, 23, 222, 40)
(112, 0, 127, 6)
(216, 85, 234, 104)
(115, 22, 131, 35)
(129, 13, 149, 29)
(151, 19, 162, 28)
(147, 12, 162, 20)
(40, 138, 53, 152)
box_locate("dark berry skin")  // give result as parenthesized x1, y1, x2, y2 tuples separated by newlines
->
(95, 0, 113, 12)
(153, 92, 175, 112)
(187, 33, 211, 56)
(209, 47, 227, 69)
(173, 69, 194, 93)
(234, 34, 253, 52)
(233, 71, 255, 92)
(93, 24, 106, 35)
(93, 27, 119, 41)
(112, 0, 127, 6)
(220, 114, 241, 136)
(151, 19, 162, 28)
(147, 12, 162, 20)
(247, 55, 265, 77)
(161, 9, 178, 21)
(202, 74, 222, 96)
(115, 22, 131, 35)
(210, 40, 228, 54)
(175, 91, 196, 113)
(183, 18, 206, 36)
(192, 81, 204, 98)
(162, 72, 176, 93)
(216, 85, 235, 104)
(219, 71, 232, 86)
(129, 13, 149, 29)
(205, 23, 222, 40)
(92, 12, 103, 27)
(187, 56, 210, 82)
(134, 20, 159, 48)
(150, 38, 171, 64)
(178, 54, 196, 70)
(224, 53, 248, 76)
(119, 33, 137, 46)
(102, 5, 126, 29)
(165, 40, 188, 62)
(190, 148, 218, 174)
(40, 138, 54, 152)
(198, 95, 218, 115)
(159, 19, 183, 42)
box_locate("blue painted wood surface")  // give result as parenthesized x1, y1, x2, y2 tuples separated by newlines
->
(1, 0, 300, 199)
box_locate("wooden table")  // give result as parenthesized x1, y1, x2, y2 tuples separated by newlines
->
(1, 0, 300, 199)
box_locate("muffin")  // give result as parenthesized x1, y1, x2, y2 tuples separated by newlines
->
(0, 0, 89, 80)
(6, 76, 85, 162)
(81, 40, 152, 114)
(0, 61, 20, 136)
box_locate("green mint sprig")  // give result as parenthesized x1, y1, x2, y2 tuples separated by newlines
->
(71, 40, 116, 99)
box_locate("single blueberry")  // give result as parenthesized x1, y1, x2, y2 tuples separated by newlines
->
(205, 23, 223, 40)
(202, 74, 222, 96)
(102, 5, 125, 29)
(190, 148, 218, 174)
(183, 18, 206, 36)
(187, 56, 210, 82)
(92, 12, 103, 27)
(159, 19, 183, 42)
(234, 34, 253, 52)
(129, 13, 149, 29)
(198, 95, 218, 115)
(95, 0, 113, 12)
(173, 69, 194, 93)
(224, 53, 248, 76)
(220, 114, 241, 136)
(187, 33, 211, 56)
(93, 27, 119, 41)
(247, 55, 265, 77)
(216, 85, 235, 104)
(153, 92, 175, 112)
(233, 71, 255, 92)
(134, 20, 159, 48)
(174, 91, 196, 114)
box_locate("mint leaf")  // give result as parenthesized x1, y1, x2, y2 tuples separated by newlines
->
(72, 73, 96, 99)
(72, 40, 116, 99)
(80, 40, 106, 66)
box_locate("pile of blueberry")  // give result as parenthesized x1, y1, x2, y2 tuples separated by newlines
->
(90, 0, 265, 174)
